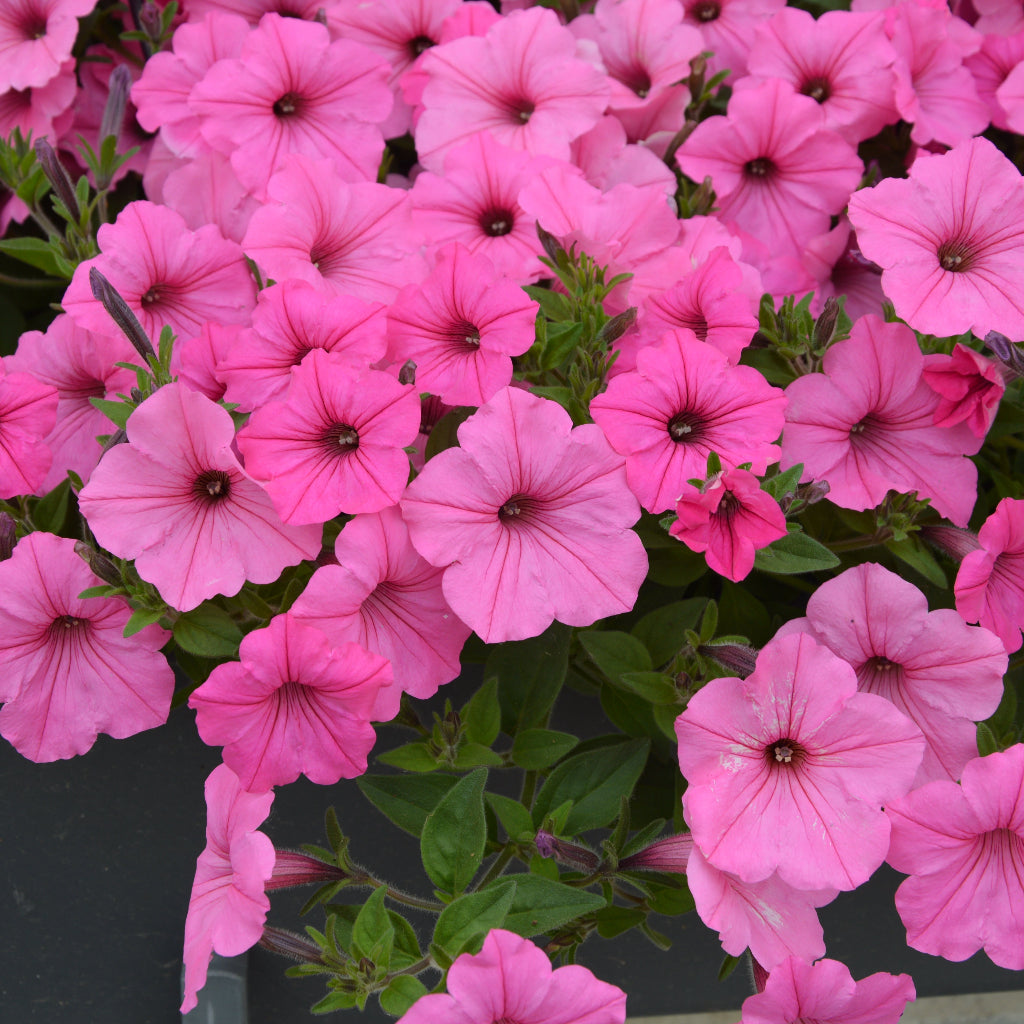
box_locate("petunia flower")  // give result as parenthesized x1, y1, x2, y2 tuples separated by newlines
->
(847, 137, 1024, 339)
(922, 343, 1006, 439)
(675, 631, 925, 891)
(78, 383, 321, 612)
(401, 386, 647, 644)
(396, 928, 626, 1024)
(0, 532, 174, 762)
(886, 744, 1024, 970)
(679, 0, 785, 82)
(0, 359, 57, 499)
(0, 0, 97, 92)
(189, 613, 390, 792)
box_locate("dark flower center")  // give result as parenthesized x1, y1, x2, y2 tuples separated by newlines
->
(849, 412, 881, 444)
(673, 310, 710, 341)
(23, 14, 48, 39)
(194, 469, 232, 501)
(667, 411, 704, 442)
(800, 76, 831, 103)
(509, 98, 535, 124)
(47, 614, 87, 638)
(408, 34, 435, 58)
(716, 489, 739, 520)
(765, 737, 804, 767)
(309, 239, 346, 277)
(445, 320, 481, 349)
(323, 423, 360, 452)
(692, 0, 721, 21)
(479, 206, 515, 237)
(621, 66, 653, 98)
(273, 92, 303, 118)
(498, 494, 537, 523)
(141, 283, 165, 305)
(937, 238, 975, 273)
(744, 157, 775, 179)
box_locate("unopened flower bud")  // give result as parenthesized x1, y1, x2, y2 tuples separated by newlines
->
(699, 641, 759, 678)
(74, 541, 123, 586)
(89, 268, 157, 361)
(398, 359, 417, 385)
(536, 223, 564, 263)
(985, 331, 1024, 378)
(618, 833, 693, 873)
(812, 297, 841, 349)
(535, 830, 600, 873)
(598, 307, 637, 346)
(34, 138, 79, 222)
(265, 849, 350, 891)
(0, 513, 16, 561)
(751, 956, 770, 994)
(99, 428, 128, 460)
(920, 524, 981, 562)
(314, 6, 328, 25)
(139, 1, 162, 39)
(100, 65, 133, 147)
(259, 925, 324, 964)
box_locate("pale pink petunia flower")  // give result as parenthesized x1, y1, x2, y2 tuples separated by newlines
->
(236, 350, 420, 524)
(777, 563, 1006, 786)
(174, 322, 245, 403)
(396, 928, 626, 1024)
(670, 468, 788, 582)
(0, 59, 76, 140)
(401, 387, 647, 644)
(848, 138, 1024, 340)
(62, 201, 257, 343)
(679, 0, 786, 82)
(677, 79, 863, 259)
(675, 631, 925, 890)
(160, 150, 261, 244)
(386, 244, 538, 406)
(180, 763, 275, 1014)
(0, 0, 96, 92)
(966, 30, 1024, 132)
(590, 329, 787, 514)
(923, 343, 1006, 438)
(290, 505, 471, 720)
(185, 0, 332, 23)
(0, 532, 174, 762)
(78, 383, 321, 612)
(780, 315, 981, 527)
(955, 497, 1024, 653)
(738, 957, 915, 1024)
(414, 7, 610, 173)
(0, 358, 58, 499)
(570, 116, 677, 194)
(800, 219, 886, 321)
(189, 613, 390, 792)
(886, 744, 1024, 970)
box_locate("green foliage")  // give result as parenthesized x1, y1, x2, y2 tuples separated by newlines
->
(490, 622, 571, 734)
(420, 769, 488, 895)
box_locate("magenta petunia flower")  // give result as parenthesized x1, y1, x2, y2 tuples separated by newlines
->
(780, 315, 980, 526)
(848, 137, 1024, 339)
(396, 928, 626, 1024)
(401, 387, 647, 644)
(0, 532, 174, 762)
(78, 383, 321, 612)
(738, 957, 915, 1024)
(777, 563, 1006, 785)
(670, 468, 788, 582)
(955, 497, 1024, 653)
(590, 329, 787, 514)
(0, 0, 96, 92)
(236, 350, 420, 524)
(189, 613, 390, 792)
(0, 359, 57, 499)
(886, 745, 1024, 970)
(181, 763, 275, 1014)
(290, 505, 471, 719)
(386, 243, 538, 406)
(676, 631, 925, 891)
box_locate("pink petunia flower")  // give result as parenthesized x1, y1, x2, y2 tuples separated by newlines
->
(0, 0, 96, 92)
(738, 957, 915, 1024)
(675, 631, 925, 890)
(0, 532, 174, 762)
(401, 386, 647, 644)
(180, 763, 275, 1014)
(0, 59, 76, 140)
(670, 468, 788, 582)
(590, 329, 787, 514)
(189, 613, 390, 792)
(679, 0, 785, 82)
(966, 30, 1024, 133)
(0, 359, 57, 499)
(780, 315, 981, 526)
(923, 343, 1006, 439)
(290, 505, 471, 719)
(236, 350, 420, 524)
(386, 244, 538, 406)
(396, 928, 626, 1024)
(848, 137, 1024, 340)
(886, 744, 1024, 970)
(800, 219, 886, 321)
(777, 563, 1006, 785)
(78, 383, 321, 612)
(955, 497, 1024, 653)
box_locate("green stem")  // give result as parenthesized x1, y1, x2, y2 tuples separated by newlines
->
(389, 955, 434, 979)
(827, 532, 889, 553)
(475, 843, 517, 889)
(0, 272, 65, 288)
(520, 769, 538, 810)
(352, 871, 442, 912)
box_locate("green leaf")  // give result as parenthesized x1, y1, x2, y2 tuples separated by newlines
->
(78, 584, 120, 600)
(462, 676, 501, 747)
(32, 478, 69, 533)
(0, 236, 67, 277)
(452, 742, 505, 769)
(122, 606, 164, 638)
(310, 991, 358, 1013)
(388, 909, 423, 969)
(532, 738, 650, 834)
(977, 721, 1000, 757)
(631, 598, 708, 667)
(356, 773, 460, 837)
(646, 881, 696, 916)
(529, 852, 560, 880)
(89, 396, 132, 429)
(595, 906, 646, 939)
(324, 807, 344, 855)
(884, 537, 947, 588)
(424, 406, 473, 461)
(578, 629, 652, 682)
(718, 953, 742, 981)
(510, 729, 578, 770)
(379, 976, 429, 1017)
(172, 604, 243, 658)
(486, 792, 535, 840)
(500, 874, 606, 937)
(618, 671, 679, 705)
(420, 768, 487, 895)
(432, 879, 516, 959)
(753, 528, 840, 574)
(378, 742, 440, 772)
(523, 285, 572, 321)
(761, 463, 804, 501)
(540, 321, 585, 370)
(351, 888, 393, 969)
(490, 622, 571, 735)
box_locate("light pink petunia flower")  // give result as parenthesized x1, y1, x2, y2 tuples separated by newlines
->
(290, 505, 471, 720)
(679, 0, 786, 82)
(185, 0, 331, 22)
(777, 563, 1006, 785)
(886, 744, 1024, 970)
(401, 386, 647, 644)
(189, 613, 390, 792)
(0, 532, 174, 762)
(923, 343, 1006, 439)
(955, 497, 1024, 653)
(738, 957, 915, 1024)
(396, 928, 626, 1024)
(780, 315, 980, 526)
(78, 383, 321, 612)
(0, 359, 57, 499)
(180, 764, 275, 1014)
(848, 137, 1024, 340)
(0, 0, 96, 92)
(675, 631, 925, 891)
(0, 59, 76, 140)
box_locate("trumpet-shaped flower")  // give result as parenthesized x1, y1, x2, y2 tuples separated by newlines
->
(0, 360, 57, 499)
